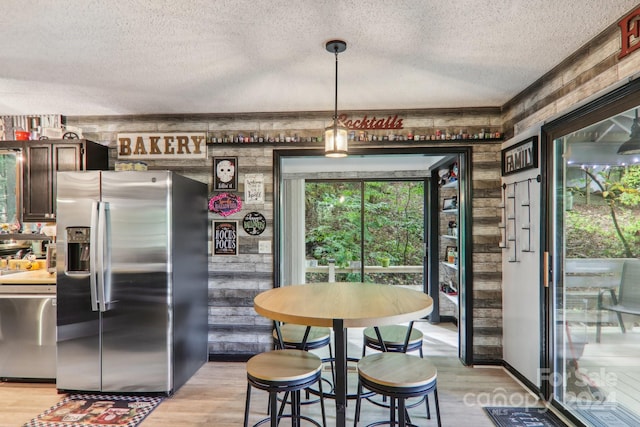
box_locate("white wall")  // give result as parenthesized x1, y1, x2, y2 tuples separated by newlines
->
(501, 127, 542, 386)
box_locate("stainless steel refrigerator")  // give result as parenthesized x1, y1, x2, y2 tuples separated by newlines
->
(56, 171, 208, 395)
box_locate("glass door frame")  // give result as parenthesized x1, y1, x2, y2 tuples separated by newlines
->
(303, 178, 426, 287)
(273, 145, 473, 365)
(541, 77, 640, 423)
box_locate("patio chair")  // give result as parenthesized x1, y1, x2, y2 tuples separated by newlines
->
(596, 259, 640, 343)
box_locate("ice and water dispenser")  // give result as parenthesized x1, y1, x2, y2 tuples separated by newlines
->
(66, 227, 91, 272)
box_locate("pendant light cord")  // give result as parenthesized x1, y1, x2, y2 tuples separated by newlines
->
(333, 46, 339, 122)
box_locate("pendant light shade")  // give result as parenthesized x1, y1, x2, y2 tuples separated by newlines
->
(324, 123, 348, 157)
(325, 40, 348, 158)
(617, 109, 640, 155)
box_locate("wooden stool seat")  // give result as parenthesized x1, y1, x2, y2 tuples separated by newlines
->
(247, 349, 323, 382)
(355, 353, 441, 427)
(363, 325, 424, 355)
(244, 349, 326, 427)
(274, 324, 332, 350)
(358, 353, 436, 388)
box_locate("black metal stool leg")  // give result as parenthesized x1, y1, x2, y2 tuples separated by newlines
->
(354, 381, 363, 426)
(329, 342, 336, 389)
(277, 391, 289, 418)
(425, 391, 431, 419)
(292, 390, 300, 427)
(244, 382, 252, 427)
(398, 398, 406, 427)
(390, 397, 396, 425)
(434, 387, 442, 427)
(318, 371, 327, 427)
(269, 391, 278, 427)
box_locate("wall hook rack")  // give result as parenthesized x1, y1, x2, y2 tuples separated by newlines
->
(499, 175, 541, 262)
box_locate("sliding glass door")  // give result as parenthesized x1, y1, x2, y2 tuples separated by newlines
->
(546, 97, 640, 424)
(304, 180, 425, 291)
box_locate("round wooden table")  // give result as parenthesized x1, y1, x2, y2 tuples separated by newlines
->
(254, 282, 433, 427)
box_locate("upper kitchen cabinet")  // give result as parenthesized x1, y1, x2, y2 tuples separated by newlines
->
(23, 139, 109, 222)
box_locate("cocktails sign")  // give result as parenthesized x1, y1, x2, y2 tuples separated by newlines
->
(338, 114, 403, 130)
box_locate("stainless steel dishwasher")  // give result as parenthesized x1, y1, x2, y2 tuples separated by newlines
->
(0, 287, 56, 380)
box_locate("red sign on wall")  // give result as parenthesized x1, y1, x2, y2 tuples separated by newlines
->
(208, 193, 242, 217)
(619, 6, 640, 59)
(338, 114, 404, 130)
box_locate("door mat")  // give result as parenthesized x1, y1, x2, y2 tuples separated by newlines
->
(483, 407, 567, 427)
(23, 394, 164, 427)
(575, 403, 639, 427)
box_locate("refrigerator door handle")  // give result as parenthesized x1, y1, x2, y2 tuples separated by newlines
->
(97, 201, 113, 312)
(89, 201, 99, 311)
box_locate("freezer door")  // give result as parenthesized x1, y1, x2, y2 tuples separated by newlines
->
(56, 171, 102, 391)
(100, 171, 172, 392)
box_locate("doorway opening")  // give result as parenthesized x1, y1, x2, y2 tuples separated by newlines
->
(273, 147, 470, 362)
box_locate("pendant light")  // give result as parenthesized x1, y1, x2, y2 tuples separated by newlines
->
(324, 40, 348, 158)
(617, 108, 640, 154)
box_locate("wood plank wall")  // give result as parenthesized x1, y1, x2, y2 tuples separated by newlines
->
(502, 18, 640, 138)
(65, 12, 640, 363)
(67, 110, 505, 363)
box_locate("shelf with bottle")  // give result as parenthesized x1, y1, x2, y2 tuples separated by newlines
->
(441, 250, 458, 271)
(439, 282, 458, 305)
(208, 132, 321, 144)
(444, 220, 458, 239)
(442, 262, 458, 270)
(206, 127, 503, 145)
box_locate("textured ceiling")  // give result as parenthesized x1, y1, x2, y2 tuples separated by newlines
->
(0, 0, 637, 116)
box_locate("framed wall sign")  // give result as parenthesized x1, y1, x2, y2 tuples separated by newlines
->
(213, 156, 238, 191)
(117, 132, 207, 159)
(501, 136, 538, 176)
(244, 173, 265, 204)
(213, 220, 238, 256)
(208, 193, 242, 217)
(242, 211, 266, 235)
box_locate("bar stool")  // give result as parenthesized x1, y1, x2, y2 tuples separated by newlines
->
(243, 349, 327, 427)
(354, 352, 441, 427)
(274, 324, 334, 362)
(273, 324, 336, 398)
(361, 324, 424, 357)
(362, 322, 427, 415)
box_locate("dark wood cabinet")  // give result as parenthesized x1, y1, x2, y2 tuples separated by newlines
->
(22, 139, 108, 222)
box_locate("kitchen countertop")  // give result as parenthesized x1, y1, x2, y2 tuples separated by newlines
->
(0, 270, 56, 294)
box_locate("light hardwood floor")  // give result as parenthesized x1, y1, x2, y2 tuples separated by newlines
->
(0, 322, 571, 426)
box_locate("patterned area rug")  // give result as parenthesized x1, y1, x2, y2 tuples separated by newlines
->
(23, 394, 164, 427)
(483, 407, 567, 427)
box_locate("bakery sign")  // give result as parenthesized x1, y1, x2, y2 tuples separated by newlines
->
(117, 133, 207, 159)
